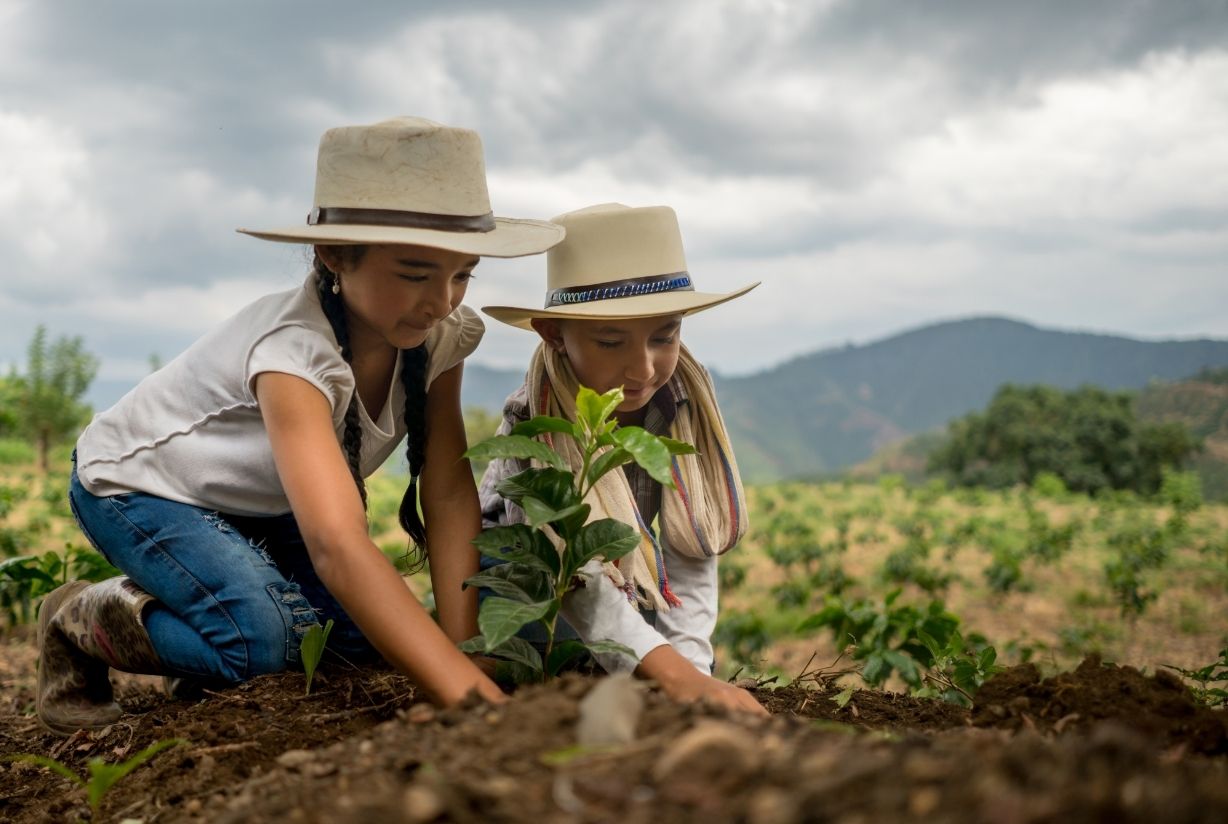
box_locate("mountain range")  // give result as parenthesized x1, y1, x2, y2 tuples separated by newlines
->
(460, 316, 1228, 483)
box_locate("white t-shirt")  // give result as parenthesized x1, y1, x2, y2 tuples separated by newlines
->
(76, 274, 483, 516)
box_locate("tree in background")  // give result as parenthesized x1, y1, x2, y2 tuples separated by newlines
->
(0, 374, 22, 438)
(14, 326, 98, 472)
(927, 384, 1199, 495)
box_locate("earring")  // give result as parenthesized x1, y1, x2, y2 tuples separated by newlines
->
(331, 276, 341, 295)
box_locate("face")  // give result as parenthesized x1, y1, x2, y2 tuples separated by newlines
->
(534, 314, 683, 419)
(319, 243, 478, 351)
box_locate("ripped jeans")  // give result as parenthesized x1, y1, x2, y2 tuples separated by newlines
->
(67, 463, 377, 682)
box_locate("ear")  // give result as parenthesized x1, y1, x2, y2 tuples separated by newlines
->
(314, 244, 342, 273)
(531, 318, 567, 353)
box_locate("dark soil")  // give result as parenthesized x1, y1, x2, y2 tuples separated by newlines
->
(2, 634, 1226, 823)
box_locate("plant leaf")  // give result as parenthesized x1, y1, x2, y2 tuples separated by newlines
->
(463, 572, 536, 603)
(570, 519, 640, 576)
(474, 525, 562, 577)
(833, 686, 855, 708)
(486, 636, 544, 673)
(465, 563, 554, 603)
(586, 447, 633, 487)
(522, 499, 588, 530)
(545, 640, 590, 676)
(478, 597, 552, 650)
(511, 416, 577, 439)
(85, 738, 185, 812)
(300, 618, 334, 696)
(496, 468, 581, 511)
(464, 435, 566, 470)
(581, 639, 637, 660)
(656, 436, 698, 456)
(2, 753, 83, 785)
(576, 386, 623, 434)
(611, 427, 674, 486)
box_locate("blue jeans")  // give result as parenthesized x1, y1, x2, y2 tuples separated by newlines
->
(68, 464, 377, 682)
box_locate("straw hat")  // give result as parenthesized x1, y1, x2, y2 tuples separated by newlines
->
(482, 203, 758, 329)
(238, 117, 564, 258)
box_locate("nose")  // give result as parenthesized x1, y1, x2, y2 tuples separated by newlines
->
(624, 344, 654, 383)
(421, 280, 455, 321)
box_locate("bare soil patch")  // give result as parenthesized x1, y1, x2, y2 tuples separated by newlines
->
(1, 636, 1225, 823)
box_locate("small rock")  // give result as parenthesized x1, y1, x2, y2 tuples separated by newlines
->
(358, 740, 374, 755)
(653, 721, 762, 786)
(747, 787, 797, 824)
(909, 787, 941, 816)
(184, 799, 203, 814)
(407, 703, 437, 724)
(577, 673, 645, 747)
(402, 784, 445, 823)
(276, 749, 314, 769)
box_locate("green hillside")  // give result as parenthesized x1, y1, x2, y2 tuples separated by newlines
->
(716, 317, 1228, 481)
(1135, 368, 1228, 500)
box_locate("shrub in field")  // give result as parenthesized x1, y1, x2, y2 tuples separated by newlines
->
(798, 589, 961, 690)
(459, 386, 694, 682)
(4, 738, 185, 818)
(1104, 517, 1171, 617)
(713, 609, 773, 667)
(0, 545, 120, 626)
(915, 630, 1003, 707)
(1164, 648, 1228, 708)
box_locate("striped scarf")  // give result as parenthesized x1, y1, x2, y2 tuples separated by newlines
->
(525, 342, 748, 611)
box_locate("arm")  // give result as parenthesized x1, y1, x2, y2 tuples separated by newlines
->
(561, 561, 767, 716)
(256, 371, 503, 706)
(418, 363, 481, 644)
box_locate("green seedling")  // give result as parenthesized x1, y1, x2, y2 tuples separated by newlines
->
(461, 385, 696, 682)
(300, 618, 335, 695)
(1164, 648, 1228, 708)
(4, 738, 185, 819)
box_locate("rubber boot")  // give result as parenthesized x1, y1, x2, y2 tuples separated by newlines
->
(36, 577, 163, 735)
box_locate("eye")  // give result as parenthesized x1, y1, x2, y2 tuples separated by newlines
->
(397, 273, 429, 283)
(454, 271, 476, 283)
(652, 336, 676, 345)
(596, 340, 621, 349)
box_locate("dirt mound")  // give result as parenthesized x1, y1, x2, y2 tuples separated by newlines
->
(972, 654, 1228, 755)
(2, 651, 1226, 823)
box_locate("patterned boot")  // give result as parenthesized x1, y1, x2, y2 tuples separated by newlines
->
(36, 577, 163, 735)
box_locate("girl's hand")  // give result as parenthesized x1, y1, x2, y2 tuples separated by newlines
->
(638, 645, 769, 717)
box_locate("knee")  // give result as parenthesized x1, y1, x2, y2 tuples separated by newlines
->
(218, 583, 319, 681)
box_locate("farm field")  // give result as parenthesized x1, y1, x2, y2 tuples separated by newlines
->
(1, 454, 1226, 822)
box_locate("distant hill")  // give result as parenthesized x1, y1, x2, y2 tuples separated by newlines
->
(712, 317, 1228, 482)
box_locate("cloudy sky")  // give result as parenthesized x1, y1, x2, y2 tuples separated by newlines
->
(2, 0, 1226, 406)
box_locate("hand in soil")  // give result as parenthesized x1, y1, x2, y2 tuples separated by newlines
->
(640, 645, 770, 716)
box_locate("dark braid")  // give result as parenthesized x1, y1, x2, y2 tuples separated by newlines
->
(398, 344, 430, 570)
(313, 251, 368, 509)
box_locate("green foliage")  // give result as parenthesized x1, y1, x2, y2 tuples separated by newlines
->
(4, 738, 185, 817)
(461, 386, 696, 681)
(1163, 648, 1228, 708)
(798, 590, 961, 690)
(914, 630, 1004, 707)
(1103, 518, 1171, 617)
(928, 384, 1200, 495)
(0, 437, 35, 466)
(12, 326, 99, 472)
(300, 618, 335, 695)
(712, 609, 773, 666)
(0, 546, 120, 626)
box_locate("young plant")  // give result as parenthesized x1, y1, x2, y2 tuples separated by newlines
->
(1164, 648, 1228, 708)
(300, 618, 335, 695)
(4, 738, 185, 818)
(460, 386, 695, 682)
(915, 630, 1003, 707)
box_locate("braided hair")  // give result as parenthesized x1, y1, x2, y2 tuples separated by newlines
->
(313, 250, 430, 569)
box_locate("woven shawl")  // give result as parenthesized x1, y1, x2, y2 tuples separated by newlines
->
(524, 343, 747, 611)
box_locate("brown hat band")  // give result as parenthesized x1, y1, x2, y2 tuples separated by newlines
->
(546, 272, 693, 307)
(307, 206, 496, 233)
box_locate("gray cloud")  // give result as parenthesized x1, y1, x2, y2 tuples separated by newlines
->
(1, 0, 1225, 407)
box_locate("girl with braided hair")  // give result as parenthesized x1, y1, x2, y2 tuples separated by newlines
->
(36, 118, 563, 734)
(480, 203, 767, 716)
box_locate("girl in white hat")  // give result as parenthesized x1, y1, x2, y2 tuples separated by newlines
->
(480, 203, 766, 715)
(38, 117, 563, 733)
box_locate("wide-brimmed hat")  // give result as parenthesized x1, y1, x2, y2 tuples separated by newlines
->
(482, 203, 758, 329)
(238, 117, 564, 258)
